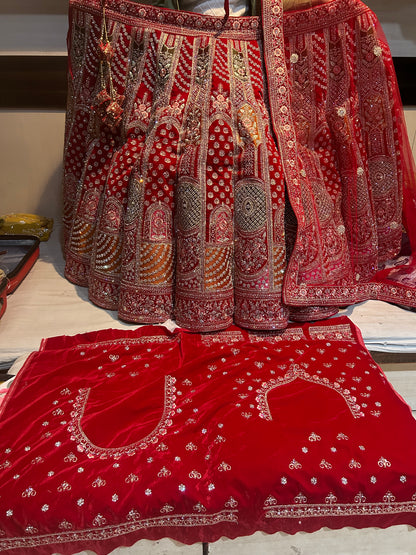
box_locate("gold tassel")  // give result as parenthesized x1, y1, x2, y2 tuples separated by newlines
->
(91, 0, 124, 132)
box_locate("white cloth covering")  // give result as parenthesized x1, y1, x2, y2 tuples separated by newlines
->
(180, 0, 249, 16)
(0, 226, 415, 369)
(0, 227, 175, 369)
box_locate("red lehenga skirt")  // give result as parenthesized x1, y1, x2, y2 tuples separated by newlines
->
(62, 0, 416, 332)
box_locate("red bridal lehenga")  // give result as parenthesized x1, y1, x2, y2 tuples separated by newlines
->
(2, 5, 416, 550)
(62, 0, 416, 332)
(4, 4, 416, 553)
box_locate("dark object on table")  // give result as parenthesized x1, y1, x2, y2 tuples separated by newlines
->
(0, 235, 40, 294)
(0, 271, 7, 319)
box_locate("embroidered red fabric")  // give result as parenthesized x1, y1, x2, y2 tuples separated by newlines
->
(1, 317, 416, 554)
(62, 0, 416, 332)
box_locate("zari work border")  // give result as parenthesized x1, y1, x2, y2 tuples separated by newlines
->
(200, 330, 245, 346)
(308, 324, 355, 342)
(283, 0, 370, 37)
(3, 499, 416, 551)
(72, 335, 178, 351)
(285, 280, 416, 308)
(261, 0, 308, 242)
(70, 0, 261, 38)
(256, 364, 364, 421)
(0, 510, 238, 552)
(263, 500, 416, 519)
(68, 376, 177, 459)
(248, 328, 307, 342)
(201, 321, 356, 346)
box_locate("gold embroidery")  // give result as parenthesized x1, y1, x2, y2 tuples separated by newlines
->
(256, 363, 364, 421)
(139, 243, 174, 286)
(238, 104, 262, 147)
(68, 376, 177, 459)
(0, 510, 238, 551)
(205, 246, 233, 291)
(232, 48, 249, 81)
(157, 44, 175, 86)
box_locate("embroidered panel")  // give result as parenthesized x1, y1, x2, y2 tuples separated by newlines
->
(68, 375, 177, 458)
(282, 0, 416, 311)
(2, 318, 416, 553)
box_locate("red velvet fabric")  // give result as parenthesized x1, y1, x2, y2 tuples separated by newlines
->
(62, 0, 416, 332)
(1, 317, 416, 554)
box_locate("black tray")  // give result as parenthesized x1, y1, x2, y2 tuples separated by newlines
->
(0, 275, 7, 319)
(0, 235, 40, 294)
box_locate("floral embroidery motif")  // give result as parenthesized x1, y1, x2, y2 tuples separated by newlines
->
(217, 462, 231, 472)
(92, 477, 106, 488)
(158, 467, 172, 478)
(318, 459, 333, 472)
(184, 109, 202, 145)
(232, 49, 249, 81)
(160, 504, 175, 514)
(196, 45, 210, 86)
(308, 432, 321, 442)
(22, 487, 36, 498)
(349, 459, 362, 469)
(378, 457, 392, 468)
(125, 474, 139, 483)
(289, 459, 302, 470)
(157, 44, 175, 85)
(325, 492, 338, 504)
(57, 481, 72, 492)
(58, 520, 73, 530)
(212, 89, 230, 113)
(294, 493, 308, 504)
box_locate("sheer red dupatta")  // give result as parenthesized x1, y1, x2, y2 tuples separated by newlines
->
(274, 0, 416, 307)
(375, 18, 416, 286)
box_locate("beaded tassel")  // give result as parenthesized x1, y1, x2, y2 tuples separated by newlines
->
(91, 0, 124, 132)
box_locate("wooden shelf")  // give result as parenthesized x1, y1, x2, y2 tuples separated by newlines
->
(0, 55, 414, 110)
(0, 56, 68, 109)
(0, 0, 67, 15)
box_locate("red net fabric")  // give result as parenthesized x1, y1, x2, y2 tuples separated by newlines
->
(281, 1, 416, 310)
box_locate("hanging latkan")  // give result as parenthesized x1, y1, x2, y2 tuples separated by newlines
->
(91, 0, 124, 132)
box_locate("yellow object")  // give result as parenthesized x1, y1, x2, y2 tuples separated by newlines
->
(0, 214, 54, 241)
